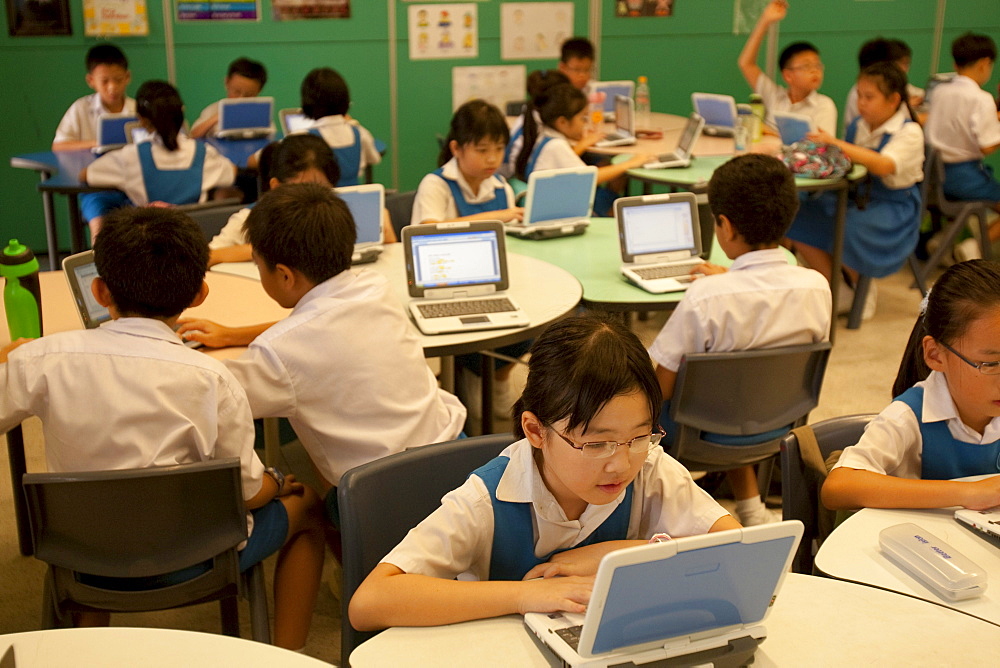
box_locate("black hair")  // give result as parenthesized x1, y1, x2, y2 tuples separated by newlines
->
(136, 80, 184, 152)
(437, 99, 510, 167)
(514, 83, 587, 181)
(512, 314, 662, 438)
(857, 61, 913, 120)
(94, 207, 207, 318)
(243, 183, 355, 285)
(952, 32, 997, 69)
(268, 134, 341, 188)
(707, 154, 798, 246)
(527, 68, 570, 99)
(779, 42, 820, 71)
(886, 38, 913, 62)
(301, 67, 350, 120)
(893, 260, 1000, 397)
(560, 37, 595, 63)
(86, 44, 127, 72)
(857, 38, 893, 69)
(227, 57, 267, 87)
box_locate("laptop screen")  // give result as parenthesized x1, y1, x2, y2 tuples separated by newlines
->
(336, 187, 382, 245)
(220, 100, 272, 131)
(98, 116, 137, 147)
(526, 169, 596, 225)
(677, 116, 701, 154)
(411, 229, 502, 289)
(614, 95, 632, 135)
(593, 82, 634, 115)
(694, 96, 735, 128)
(70, 260, 111, 327)
(283, 112, 313, 134)
(622, 200, 695, 256)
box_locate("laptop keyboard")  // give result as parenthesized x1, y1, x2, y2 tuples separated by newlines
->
(632, 263, 696, 280)
(555, 625, 583, 651)
(416, 298, 517, 319)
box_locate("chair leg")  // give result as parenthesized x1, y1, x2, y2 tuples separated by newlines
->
(756, 457, 777, 500)
(220, 596, 241, 637)
(976, 206, 993, 260)
(41, 572, 65, 629)
(847, 276, 871, 330)
(246, 563, 272, 644)
(907, 254, 927, 295)
(918, 219, 966, 286)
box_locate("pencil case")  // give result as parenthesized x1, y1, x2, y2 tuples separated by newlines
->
(878, 522, 987, 601)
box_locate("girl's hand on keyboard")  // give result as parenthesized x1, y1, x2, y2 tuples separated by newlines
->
(517, 576, 593, 615)
(693, 262, 727, 277)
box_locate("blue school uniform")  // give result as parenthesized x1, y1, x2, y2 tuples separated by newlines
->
(942, 161, 1000, 202)
(432, 167, 510, 216)
(310, 126, 362, 187)
(137, 141, 205, 204)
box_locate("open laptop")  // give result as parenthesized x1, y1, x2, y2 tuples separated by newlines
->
(505, 166, 597, 240)
(402, 221, 530, 335)
(692, 92, 737, 137)
(616, 192, 704, 293)
(123, 120, 153, 145)
(642, 113, 705, 170)
(93, 114, 139, 154)
(955, 506, 1000, 545)
(62, 250, 201, 348)
(595, 95, 636, 148)
(216, 96, 274, 139)
(336, 183, 385, 264)
(774, 111, 814, 145)
(525, 521, 803, 668)
(279, 107, 315, 136)
(588, 81, 635, 122)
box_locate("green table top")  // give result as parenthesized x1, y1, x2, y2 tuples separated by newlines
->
(612, 153, 867, 189)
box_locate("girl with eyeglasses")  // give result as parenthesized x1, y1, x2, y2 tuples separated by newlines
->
(824, 260, 1000, 511)
(349, 314, 739, 631)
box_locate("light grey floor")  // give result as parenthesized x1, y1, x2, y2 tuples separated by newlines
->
(0, 266, 925, 664)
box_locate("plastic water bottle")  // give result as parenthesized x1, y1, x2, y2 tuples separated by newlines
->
(635, 76, 651, 129)
(735, 106, 753, 153)
(1, 239, 43, 340)
(749, 93, 766, 142)
(588, 90, 606, 129)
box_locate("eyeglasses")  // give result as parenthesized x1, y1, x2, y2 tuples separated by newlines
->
(941, 341, 1000, 375)
(786, 63, 825, 72)
(552, 426, 666, 459)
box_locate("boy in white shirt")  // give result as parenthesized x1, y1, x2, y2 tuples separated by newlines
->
(190, 57, 269, 139)
(53, 43, 135, 152)
(648, 154, 832, 526)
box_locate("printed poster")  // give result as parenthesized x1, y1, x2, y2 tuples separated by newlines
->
(409, 4, 478, 61)
(84, 0, 148, 35)
(272, 0, 349, 21)
(452, 65, 526, 112)
(177, 0, 260, 21)
(615, 0, 674, 17)
(500, 2, 572, 61)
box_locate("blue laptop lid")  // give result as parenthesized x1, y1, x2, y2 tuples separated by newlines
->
(98, 115, 138, 147)
(524, 167, 598, 225)
(336, 185, 384, 245)
(591, 81, 635, 115)
(692, 94, 736, 128)
(219, 98, 273, 131)
(774, 113, 813, 145)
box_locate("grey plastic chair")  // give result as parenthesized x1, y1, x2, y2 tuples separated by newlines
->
(175, 199, 245, 242)
(338, 433, 515, 667)
(780, 414, 875, 574)
(385, 190, 417, 238)
(22, 458, 270, 643)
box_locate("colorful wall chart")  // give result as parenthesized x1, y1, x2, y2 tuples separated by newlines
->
(409, 3, 478, 60)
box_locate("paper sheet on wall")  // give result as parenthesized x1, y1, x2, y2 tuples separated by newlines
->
(84, 0, 149, 36)
(500, 2, 573, 61)
(409, 4, 478, 60)
(452, 65, 527, 112)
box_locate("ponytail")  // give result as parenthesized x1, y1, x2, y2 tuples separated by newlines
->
(514, 82, 586, 181)
(136, 80, 184, 152)
(437, 99, 509, 167)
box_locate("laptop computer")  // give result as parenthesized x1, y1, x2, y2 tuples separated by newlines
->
(92, 114, 139, 154)
(216, 97, 274, 139)
(587, 81, 635, 121)
(336, 183, 385, 265)
(62, 250, 201, 348)
(692, 92, 737, 137)
(524, 521, 804, 668)
(279, 107, 315, 136)
(774, 111, 814, 145)
(955, 506, 1000, 544)
(642, 113, 705, 170)
(595, 95, 636, 148)
(505, 166, 597, 240)
(402, 221, 530, 335)
(616, 192, 704, 293)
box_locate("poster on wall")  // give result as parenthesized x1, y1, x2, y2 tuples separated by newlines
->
(500, 2, 573, 61)
(615, 0, 674, 17)
(177, 0, 260, 21)
(84, 0, 148, 36)
(272, 0, 349, 21)
(452, 65, 526, 112)
(5, 0, 72, 36)
(409, 4, 478, 61)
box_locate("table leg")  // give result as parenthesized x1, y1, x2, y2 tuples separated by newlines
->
(36, 171, 58, 266)
(67, 193, 85, 254)
(828, 185, 848, 344)
(480, 354, 494, 435)
(438, 355, 455, 394)
(263, 417, 281, 468)
(6, 425, 33, 556)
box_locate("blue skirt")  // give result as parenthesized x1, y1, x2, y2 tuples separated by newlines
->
(943, 160, 1000, 202)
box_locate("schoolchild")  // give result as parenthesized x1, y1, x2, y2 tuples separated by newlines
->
(558, 37, 595, 90)
(843, 38, 922, 133)
(53, 43, 135, 151)
(348, 315, 739, 631)
(823, 260, 1000, 511)
(649, 154, 831, 526)
(81, 80, 237, 239)
(0, 207, 325, 649)
(190, 57, 269, 139)
(500, 69, 570, 179)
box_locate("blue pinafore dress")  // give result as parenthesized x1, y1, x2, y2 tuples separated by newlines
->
(432, 167, 509, 216)
(138, 140, 206, 204)
(310, 126, 362, 187)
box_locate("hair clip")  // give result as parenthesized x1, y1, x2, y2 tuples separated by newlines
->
(919, 288, 931, 316)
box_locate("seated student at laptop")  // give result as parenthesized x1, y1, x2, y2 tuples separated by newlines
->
(81, 80, 237, 240)
(177, 184, 466, 531)
(513, 83, 654, 216)
(348, 315, 739, 631)
(190, 57, 269, 139)
(649, 155, 831, 527)
(53, 44, 136, 152)
(824, 260, 1000, 512)
(0, 207, 325, 650)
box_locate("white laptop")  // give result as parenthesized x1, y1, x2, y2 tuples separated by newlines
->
(336, 183, 385, 265)
(524, 521, 803, 668)
(616, 192, 704, 293)
(643, 113, 705, 170)
(279, 107, 315, 136)
(216, 96, 274, 139)
(692, 92, 737, 137)
(123, 120, 153, 145)
(506, 166, 597, 240)
(62, 250, 201, 348)
(955, 506, 1000, 544)
(595, 95, 636, 148)
(588, 81, 635, 121)
(401, 221, 530, 335)
(774, 111, 814, 145)
(92, 113, 139, 154)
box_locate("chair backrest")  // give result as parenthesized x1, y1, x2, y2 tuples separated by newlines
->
(175, 200, 245, 242)
(506, 100, 527, 117)
(780, 414, 875, 574)
(385, 190, 416, 237)
(918, 143, 933, 213)
(338, 433, 515, 666)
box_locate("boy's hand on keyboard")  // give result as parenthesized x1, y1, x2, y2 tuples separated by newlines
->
(523, 540, 645, 579)
(176, 318, 237, 348)
(517, 576, 593, 615)
(693, 261, 727, 277)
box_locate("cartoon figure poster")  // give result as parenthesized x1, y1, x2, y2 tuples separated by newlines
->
(409, 4, 478, 61)
(501, 3, 573, 61)
(615, 0, 674, 17)
(452, 65, 526, 112)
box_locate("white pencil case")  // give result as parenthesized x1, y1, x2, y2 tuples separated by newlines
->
(879, 522, 988, 601)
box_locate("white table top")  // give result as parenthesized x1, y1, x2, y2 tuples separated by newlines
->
(815, 504, 1000, 626)
(350, 573, 999, 667)
(0, 627, 332, 667)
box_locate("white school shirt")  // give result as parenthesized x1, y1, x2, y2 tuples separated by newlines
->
(411, 157, 517, 224)
(293, 115, 381, 181)
(832, 371, 1000, 479)
(0, 318, 264, 511)
(849, 107, 924, 189)
(381, 439, 730, 581)
(754, 73, 838, 135)
(925, 75, 1000, 163)
(53, 93, 137, 144)
(85, 134, 236, 205)
(209, 207, 251, 249)
(223, 270, 466, 487)
(529, 126, 585, 173)
(842, 83, 923, 136)
(648, 248, 831, 373)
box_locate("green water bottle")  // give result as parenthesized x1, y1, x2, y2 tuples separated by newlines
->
(1, 239, 43, 340)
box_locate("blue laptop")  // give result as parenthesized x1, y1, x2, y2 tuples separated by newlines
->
(506, 166, 598, 240)
(692, 92, 737, 137)
(93, 114, 139, 154)
(217, 97, 275, 139)
(335, 183, 385, 265)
